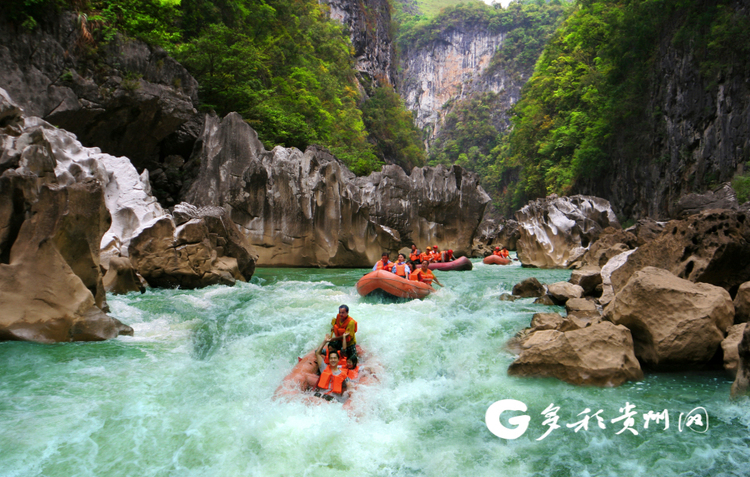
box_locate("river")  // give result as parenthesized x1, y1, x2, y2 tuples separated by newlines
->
(2, 259, 749, 476)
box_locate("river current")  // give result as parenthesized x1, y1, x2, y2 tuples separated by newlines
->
(2, 259, 749, 476)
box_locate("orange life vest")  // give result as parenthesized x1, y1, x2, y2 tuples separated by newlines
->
(416, 269, 435, 285)
(501, 249, 509, 258)
(347, 365, 360, 381)
(318, 365, 346, 394)
(394, 262, 408, 278)
(429, 251, 441, 262)
(409, 251, 419, 262)
(332, 315, 357, 338)
(376, 260, 393, 271)
(409, 270, 420, 281)
(442, 251, 454, 262)
(419, 252, 429, 262)
(493, 250, 503, 256)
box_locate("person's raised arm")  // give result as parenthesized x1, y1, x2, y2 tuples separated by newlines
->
(315, 334, 331, 370)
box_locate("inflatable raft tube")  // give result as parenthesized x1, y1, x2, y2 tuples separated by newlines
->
(483, 255, 512, 265)
(356, 270, 433, 299)
(427, 256, 472, 271)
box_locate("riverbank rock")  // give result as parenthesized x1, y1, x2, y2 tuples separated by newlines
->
(625, 218, 666, 247)
(0, 174, 132, 342)
(515, 195, 620, 268)
(722, 324, 747, 379)
(611, 209, 750, 296)
(566, 298, 601, 324)
(599, 249, 635, 306)
(184, 112, 490, 267)
(128, 204, 256, 289)
(605, 267, 734, 370)
(512, 277, 545, 298)
(733, 282, 750, 323)
(546, 282, 584, 305)
(731, 325, 750, 398)
(670, 183, 739, 219)
(508, 321, 643, 387)
(579, 227, 636, 269)
(102, 257, 145, 295)
(569, 267, 602, 297)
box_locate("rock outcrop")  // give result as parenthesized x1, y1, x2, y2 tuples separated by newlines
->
(323, 0, 396, 91)
(610, 209, 750, 296)
(0, 11, 201, 204)
(545, 282, 584, 305)
(128, 203, 256, 288)
(722, 323, 747, 379)
(102, 257, 144, 295)
(472, 218, 519, 256)
(508, 321, 643, 387)
(512, 277, 544, 298)
(184, 112, 490, 267)
(731, 324, 750, 398)
(605, 267, 734, 370)
(0, 91, 132, 342)
(733, 281, 750, 323)
(515, 195, 620, 268)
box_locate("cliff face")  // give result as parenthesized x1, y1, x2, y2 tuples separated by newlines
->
(323, 0, 397, 91)
(399, 25, 516, 146)
(185, 113, 490, 267)
(573, 2, 750, 220)
(0, 11, 201, 205)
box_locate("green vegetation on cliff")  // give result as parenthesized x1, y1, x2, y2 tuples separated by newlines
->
(493, 0, 750, 214)
(9, 0, 426, 175)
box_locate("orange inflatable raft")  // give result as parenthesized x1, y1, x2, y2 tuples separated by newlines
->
(483, 255, 512, 265)
(356, 270, 433, 299)
(274, 345, 380, 411)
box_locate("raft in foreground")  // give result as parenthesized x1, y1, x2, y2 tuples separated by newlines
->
(356, 270, 433, 299)
(428, 256, 472, 271)
(483, 255, 512, 265)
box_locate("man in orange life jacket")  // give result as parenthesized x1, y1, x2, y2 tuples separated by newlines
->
(409, 244, 421, 263)
(373, 252, 393, 271)
(429, 245, 441, 262)
(328, 304, 357, 360)
(391, 253, 411, 278)
(313, 333, 349, 402)
(411, 260, 443, 288)
(419, 247, 431, 263)
(441, 249, 455, 262)
(493, 246, 504, 257)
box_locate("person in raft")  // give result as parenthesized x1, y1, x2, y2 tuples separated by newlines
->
(419, 246, 431, 263)
(441, 248, 455, 262)
(312, 333, 349, 402)
(429, 245, 442, 262)
(410, 260, 443, 288)
(328, 304, 358, 360)
(373, 252, 394, 271)
(391, 253, 411, 278)
(493, 246, 510, 258)
(409, 244, 422, 264)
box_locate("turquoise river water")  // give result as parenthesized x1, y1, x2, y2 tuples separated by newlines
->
(2, 259, 750, 476)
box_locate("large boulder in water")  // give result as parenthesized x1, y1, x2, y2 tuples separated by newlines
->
(508, 321, 643, 387)
(722, 324, 747, 379)
(515, 194, 620, 268)
(0, 173, 132, 342)
(128, 203, 257, 288)
(605, 267, 734, 370)
(184, 112, 490, 267)
(611, 209, 750, 296)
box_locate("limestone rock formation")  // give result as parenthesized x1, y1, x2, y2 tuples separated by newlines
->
(670, 183, 739, 218)
(731, 324, 750, 398)
(733, 282, 750, 323)
(605, 267, 734, 370)
(565, 298, 601, 324)
(569, 267, 602, 297)
(722, 324, 747, 379)
(323, 0, 396, 91)
(515, 195, 620, 268)
(579, 227, 636, 269)
(511, 277, 545, 298)
(610, 209, 750, 296)
(0, 11, 201, 203)
(624, 218, 666, 247)
(545, 282, 584, 305)
(102, 257, 145, 295)
(472, 218, 519, 256)
(128, 204, 257, 289)
(184, 113, 490, 267)
(508, 321, 643, 387)
(599, 249, 635, 306)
